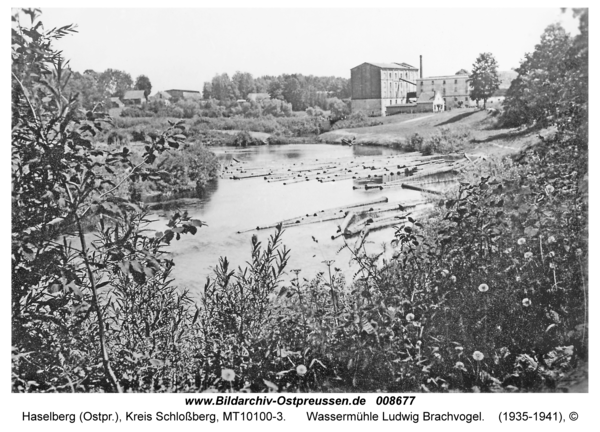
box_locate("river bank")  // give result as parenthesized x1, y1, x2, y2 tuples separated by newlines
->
(107, 108, 541, 161)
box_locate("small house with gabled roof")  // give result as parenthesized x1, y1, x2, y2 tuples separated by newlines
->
(123, 90, 147, 106)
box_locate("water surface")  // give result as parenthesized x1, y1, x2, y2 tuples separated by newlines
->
(152, 144, 426, 295)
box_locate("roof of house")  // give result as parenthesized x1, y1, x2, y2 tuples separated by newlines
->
(166, 89, 200, 94)
(247, 93, 270, 100)
(182, 92, 203, 100)
(417, 74, 470, 81)
(352, 62, 418, 70)
(417, 91, 445, 104)
(110, 97, 125, 107)
(152, 91, 172, 99)
(123, 90, 146, 100)
(417, 92, 435, 103)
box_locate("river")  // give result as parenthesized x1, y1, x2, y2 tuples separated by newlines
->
(151, 144, 429, 296)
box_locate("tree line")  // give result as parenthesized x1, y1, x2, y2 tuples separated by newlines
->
(203, 72, 351, 111)
(62, 69, 153, 110)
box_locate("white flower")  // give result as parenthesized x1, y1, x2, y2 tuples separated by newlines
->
(524, 252, 533, 259)
(454, 361, 467, 371)
(478, 283, 489, 293)
(450, 275, 457, 283)
(221, 369, 235, 382)
(522, 298, 532, 307)
(472, 351, 484, 361)
(547, 236, 556, 244)
(575, 248, 583, 257)
(296, 365, 307, 376)
(517, 238, 526, 245)
(406, 313, 415, 322)
(545, 185, 555, 194)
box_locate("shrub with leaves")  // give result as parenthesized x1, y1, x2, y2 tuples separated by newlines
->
(12, 9, 205, 392)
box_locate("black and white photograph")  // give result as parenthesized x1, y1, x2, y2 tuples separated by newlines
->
(11, 2, 590, 403)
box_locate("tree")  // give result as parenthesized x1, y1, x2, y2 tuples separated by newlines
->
(502, 24, 571, 127)
(328, 97, 350, 121)
(211, 73, 237, 102)
(12, 9, 203, 392)
(134, 74, 152, 97)
(63, 69, 109, 111)
(469, 52, 501, 109)
(282, 76, 303, 110)
(202, 81, 213, 99)
(98, 68, 133, 98)
(232, 71, 255, 99)
(267, 78, 284, 101)
(501, 17, 585, 130)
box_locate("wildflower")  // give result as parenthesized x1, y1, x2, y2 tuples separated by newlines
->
(441, 269, 449, 277)
(472, 351, 485, 361)
(575, 248, 583, 257)
(478, 283, 489, 292)
(221, 369, 235, 382)
(522, 298, 531, 307)
(296, 365, 307, 376)
(517, 238, 526, 245)
(524, 252, 533, 259)
(454, 361, 467, 371)
(545, 185, 555, 194)
(516, 276, 521, 282)
(549, 262, 556, 269)
(548, 251, 555, 258)
(450, 275, 457, 283)
(547, 236, 556, 244)
(406, 313, 415, 322)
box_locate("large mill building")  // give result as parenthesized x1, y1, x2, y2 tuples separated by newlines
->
(350, 61, 419, 117)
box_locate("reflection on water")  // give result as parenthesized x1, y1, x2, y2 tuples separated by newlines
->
(351, 145, 385, 157)
(152, 144, 425, 296)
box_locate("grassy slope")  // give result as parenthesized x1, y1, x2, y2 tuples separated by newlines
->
(320, 109, 542, 157)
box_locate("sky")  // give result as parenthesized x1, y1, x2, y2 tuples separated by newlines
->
(31, 6, 582, 93)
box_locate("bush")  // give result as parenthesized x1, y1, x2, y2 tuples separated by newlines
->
(130, 129, 147, 142)
(403, 132, 424, 152)
(331, 111, 383, 130)
(423, 127, 471, 155)
(107, 130, 130, 145)
(233, 130, 263, 147)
